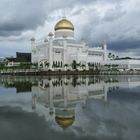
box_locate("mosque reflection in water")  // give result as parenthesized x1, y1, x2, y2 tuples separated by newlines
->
(1, 76, 110, 128)
(3, 75, 137, 128)
(31, 76, 108, 128)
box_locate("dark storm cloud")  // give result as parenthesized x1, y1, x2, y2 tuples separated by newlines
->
(108, 40, 140, 52)
(74, 0, 140, 53)
(0, 0, 140, 56)
(0, 0, 124, 37)
(0, 0, 46, 36)
(0, 0, 92, 37)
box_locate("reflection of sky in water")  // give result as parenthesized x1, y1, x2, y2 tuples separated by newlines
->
(0, 76, 140, 140)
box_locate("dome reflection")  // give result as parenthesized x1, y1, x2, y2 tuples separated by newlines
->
(31, 76, 108, 128)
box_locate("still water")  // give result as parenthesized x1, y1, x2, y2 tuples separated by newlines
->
(0, 75, 140, 140)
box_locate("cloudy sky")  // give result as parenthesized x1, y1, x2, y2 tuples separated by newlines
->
(0, 0, 140, 57)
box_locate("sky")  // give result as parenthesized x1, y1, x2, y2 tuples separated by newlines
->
(0, 0, 140, 58)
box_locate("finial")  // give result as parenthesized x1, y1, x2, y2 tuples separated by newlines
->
(62, 9, 66, 19)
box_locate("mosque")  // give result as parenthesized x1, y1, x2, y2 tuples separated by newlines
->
(31, 18, 107, 70)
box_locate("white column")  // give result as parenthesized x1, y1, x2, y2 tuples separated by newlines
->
(49, 81, 54, 114)
(31, 38, 36, 63)
(63, 38, 67, 66)
(63, 83, 68, 108)
(103, 85, 108, 102)
(32, 93, 36, 110)
(86, 49, 89, 70)
(48, 33, 53, 69)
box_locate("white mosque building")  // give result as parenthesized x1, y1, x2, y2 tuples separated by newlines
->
(31, 18, 107, 70)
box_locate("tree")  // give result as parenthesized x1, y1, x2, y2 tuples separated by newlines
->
(108, 52, 112, 59)
(108, 52, 116, 60)
(112, 54, 115, 60)
(116, 56, 119, 60)
(72, 60, 77, 69)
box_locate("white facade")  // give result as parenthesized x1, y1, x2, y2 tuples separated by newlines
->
(31, 18, 107, 70)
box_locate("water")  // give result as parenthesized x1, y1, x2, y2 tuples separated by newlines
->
(0, 75, 140, 140)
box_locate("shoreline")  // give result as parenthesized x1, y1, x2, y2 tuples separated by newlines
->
(0, 70, 99, 76)
(1, 70, 140, 76)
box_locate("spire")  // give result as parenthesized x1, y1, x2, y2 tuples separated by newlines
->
(62, 9, 66, 19)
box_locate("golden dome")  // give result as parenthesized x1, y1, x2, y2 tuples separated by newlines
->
(55, 116, 75, 128)
(55, 19, 74, 31)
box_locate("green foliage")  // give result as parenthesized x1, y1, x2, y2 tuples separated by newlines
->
(0, 63, 5, 70)
(4, 81, 32, 93)
(19, 63, 31, 69)
(72, 60, 77, 69)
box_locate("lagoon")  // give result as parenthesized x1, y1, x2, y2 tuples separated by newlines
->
(0, 75, 140, 140)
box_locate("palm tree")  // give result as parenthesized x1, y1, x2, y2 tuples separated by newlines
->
(116, 56, 119, 60)
(108, 52, 112, 59)
(72, 60, 77, 69)
(112, 54, 115, 60)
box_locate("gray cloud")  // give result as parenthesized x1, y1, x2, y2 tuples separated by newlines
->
(0, 0, 140, 57)
(0, 0, 46, 36)
(108, 40, 140, 52)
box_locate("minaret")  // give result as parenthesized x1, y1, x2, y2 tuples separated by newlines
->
(81, 38, 86, 48)
(31, 37, 36, 63)
(103, 85, 108, 102)
(49, 80, 54, 116)
(48, 32, 53, 69)
(32, 93, 37, 111)
(31, 37, 36, 48)
(103, 41, 107, 62)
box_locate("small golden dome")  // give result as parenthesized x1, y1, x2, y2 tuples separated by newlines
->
(44, 38, 48, 42)
(31, 37, 35, 41)
(48, 32, 53, 36)
(55, 116, 75, 128)
(55, 19, 74, 31)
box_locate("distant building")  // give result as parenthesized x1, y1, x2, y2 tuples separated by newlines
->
(16, 52, 31, 62)
(107, 59, 140, 71)
(6, 52, 31, 67)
